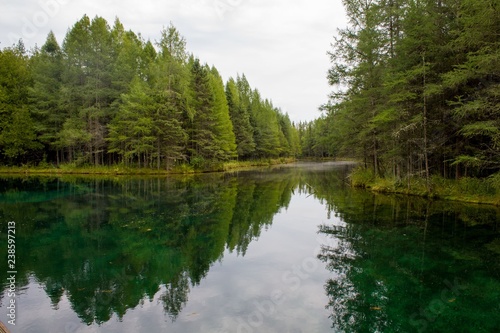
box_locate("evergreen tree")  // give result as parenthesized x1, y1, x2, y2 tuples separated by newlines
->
(60, 15, 116, 165)
(0, 45, 42, 163)
(188, 58, 218, 162)
(209, 67, 237, 160)
(323, 0, 500, 180)
(110, 19, 145, 100)
(59, 14, 94, 164)
(441, 0, 500, 174)
(249, 91, 281, 158)
(187, 59, 237, 163)
(327, 0, 389, 175)
(107, 77, 155, 167)
(226, 77, 255, 158)
(0, 17, 298, 167)
(30, 31, 65, 164)
(151, 24, 191, 168)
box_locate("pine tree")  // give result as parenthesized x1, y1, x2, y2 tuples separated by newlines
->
(152, 24, 191, 167)
(30, 31, 65, 164)
(61, 15, 117, 165)
(226, 77, 255, 158)
(1, 17, 299, 167)
(0, 45, 42, 164)
(107, 77, 155, 167)
(188, 58, 218, 162)
(441, 0, 500, 174)
(249, 91, 281, 158)
(209, 67, 237, 160)
(110, 19, 144, 101)
(59, 15, 93, 164)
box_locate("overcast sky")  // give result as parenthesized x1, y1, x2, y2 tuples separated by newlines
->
(0, 0, 346, 122)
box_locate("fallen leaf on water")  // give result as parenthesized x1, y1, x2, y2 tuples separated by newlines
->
(448, 298, 456, 303)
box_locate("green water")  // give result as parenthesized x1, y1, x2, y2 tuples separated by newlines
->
(0, 162, 499, 332)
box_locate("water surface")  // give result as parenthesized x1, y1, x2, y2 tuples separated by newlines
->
(0, 162, 499, 332)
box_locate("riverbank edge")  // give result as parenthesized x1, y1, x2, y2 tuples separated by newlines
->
(349, 167, 500, 206)
(0, 158, 296, 176)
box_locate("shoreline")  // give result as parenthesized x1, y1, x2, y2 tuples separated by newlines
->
(349, 168, 500, 207)
(0, 158, 297, 177)
(4, 160, 499, 207)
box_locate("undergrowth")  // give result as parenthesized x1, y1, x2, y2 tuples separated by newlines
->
(349, 167, 500, 205)
(0, 158, 296, 176)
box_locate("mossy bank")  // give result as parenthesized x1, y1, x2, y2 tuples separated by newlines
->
(0, 158, 296, 176)
(349, 167, 500, 206)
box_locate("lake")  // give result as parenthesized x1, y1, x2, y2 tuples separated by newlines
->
(0, 162, 499, 332)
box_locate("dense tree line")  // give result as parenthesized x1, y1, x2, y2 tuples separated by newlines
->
(303, 0, 499, 182)
(0, 15, 300, 168)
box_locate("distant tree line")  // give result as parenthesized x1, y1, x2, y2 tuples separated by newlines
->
(302, 0, 499, 181)
(0, 15, 301, 168)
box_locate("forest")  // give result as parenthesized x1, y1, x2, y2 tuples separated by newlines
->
(301, 0, 499, 184)
(1, 0, 499, 186)
(0, 15, 301, 169)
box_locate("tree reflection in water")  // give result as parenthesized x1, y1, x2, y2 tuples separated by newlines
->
(0, 170, 298, 325)
(311, 170, 500, 333)
(0, 163, 499, 332)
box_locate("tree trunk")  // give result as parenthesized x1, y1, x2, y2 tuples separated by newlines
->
(422, 54, 430, 191)
(157, 139, 161, 170)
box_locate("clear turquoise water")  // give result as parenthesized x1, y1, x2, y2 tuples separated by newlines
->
(0, 162, 499, 332)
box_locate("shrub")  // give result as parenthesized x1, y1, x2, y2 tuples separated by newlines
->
(349, 167, 375, 188)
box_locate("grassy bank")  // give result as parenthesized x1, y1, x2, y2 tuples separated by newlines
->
(0, 158, 296, 176)
(350, 167, 500, 206)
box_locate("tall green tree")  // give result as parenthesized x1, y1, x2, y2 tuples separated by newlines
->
(188, 59, 236, 163)
(0, 45, 42, 163)
(1, 16, 298, 167)
(60, 15, 116, 165)
(108, 73, 187, 169)
(327, 0, 389, 175)
(59, 15, 92, 163)
(110, 19, 145, 101)
(249, 91, 281, 158)
(323, 0, 500, 181)
(226, 77, 255, 158)
(151, 24, 191, 168)
(209, 67, 237, 160)
(30, 31, 65, 164)
(188, 58, 218, 162)
(440, 0, 500, 174)
(107, 77, 155, 167)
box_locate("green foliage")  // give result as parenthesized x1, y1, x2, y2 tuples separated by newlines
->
(352, 167, 500, 205)
(248, 90, 284, 158)
(30, 31, 65, 154)
(318, 0, 500, 181)
(208, 67, 237, 159)
(349, 167, 375, 188)
(0, 107, 43, 161)
(300, 116, 337, 158)
(0, 46, 42, 163)
(226, 77, 256, 158)
(0, 16, 299, 167)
